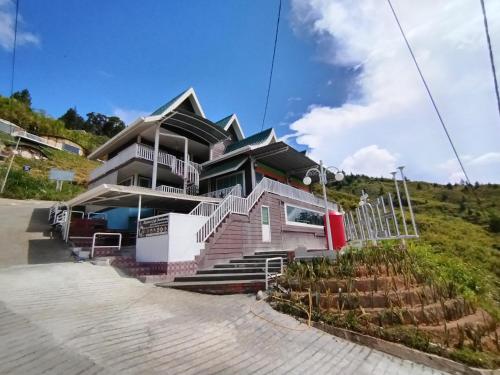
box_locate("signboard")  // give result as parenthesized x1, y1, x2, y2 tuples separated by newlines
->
(138, 215, 169, 238)
(49, 169, 75, 182)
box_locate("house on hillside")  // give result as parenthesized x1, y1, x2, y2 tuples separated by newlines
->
(62, 88, 338, 290)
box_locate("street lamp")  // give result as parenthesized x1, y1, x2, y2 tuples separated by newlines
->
(303, 160, 344, 252)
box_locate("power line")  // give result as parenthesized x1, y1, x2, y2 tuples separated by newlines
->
(386, 0, 472, 186)
(10, 0, 20, 97)
(261, 0, 281, 131)
(479, 0, 500, 121)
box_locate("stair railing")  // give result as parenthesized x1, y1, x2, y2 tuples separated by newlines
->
(265, 257, 284, 290)
(91, 232, 122, 258)
(196, 177, 337, 243)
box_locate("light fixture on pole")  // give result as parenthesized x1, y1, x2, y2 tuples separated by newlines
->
(303, 161, 344, 252)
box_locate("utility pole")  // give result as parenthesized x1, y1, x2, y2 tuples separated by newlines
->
(1, 137, 20, 194)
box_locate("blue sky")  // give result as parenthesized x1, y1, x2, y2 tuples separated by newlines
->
(0, 0, 352, 146)
(1, 0, 499, 183)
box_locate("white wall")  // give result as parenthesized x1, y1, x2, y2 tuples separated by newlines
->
(135, 213, 206, 263)
(88, 171, 118, 189)
(136, 234, 168, 262)
(167, 213, 206, 262)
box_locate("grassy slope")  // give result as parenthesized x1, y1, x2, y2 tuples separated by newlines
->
(320, 176, 500, 307)
(0, 132, 99, 201)
(0, 96, 108, 153)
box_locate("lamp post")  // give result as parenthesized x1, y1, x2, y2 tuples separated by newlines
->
(303, 161, 344, 253)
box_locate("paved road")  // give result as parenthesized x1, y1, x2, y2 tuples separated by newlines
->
(0, 262, 448, 374)
(0, 198, 71, 267)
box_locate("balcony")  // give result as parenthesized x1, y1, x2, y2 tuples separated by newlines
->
(89, 143, 199, 187)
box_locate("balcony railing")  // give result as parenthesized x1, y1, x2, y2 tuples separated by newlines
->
(90, 143, 199, 187)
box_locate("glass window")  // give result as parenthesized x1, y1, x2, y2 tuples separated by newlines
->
(285, 204, 324, 227)
(62, 143, 80, 154)
(261, 206, 269, 225)
(138, 176, 151, 188)
(118, 176, 133, 186)
(216, 172, 243, 191)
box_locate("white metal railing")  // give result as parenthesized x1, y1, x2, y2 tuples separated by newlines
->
(265, 257, 284, 290)
(89, 143, 200, 188)
(91, 232, 122, 258)
(189, 202, 219, 216)
(201, 184, 243, 199)
(11, 130, 62, 150)
(196, 177, 337, 242)
(155, 185, 184, 194)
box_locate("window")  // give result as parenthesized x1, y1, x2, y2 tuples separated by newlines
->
(138, 176, 151, 188)
(261, 206, 269, 225)
(285, 204, 324, 228)
(62, 143, 80, 154)
(118, 176, 134, 186)
(215, 171, 244, 191)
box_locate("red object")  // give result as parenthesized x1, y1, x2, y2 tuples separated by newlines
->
(324, 211, 347, 250)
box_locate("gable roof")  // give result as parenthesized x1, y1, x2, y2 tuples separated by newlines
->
(225, 128, 275, 154)
(200, 156, 248, 180)
(215, 114, 245, 141)
(149, 87, 206, 119)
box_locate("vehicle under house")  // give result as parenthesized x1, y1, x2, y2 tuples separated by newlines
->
(55, 88, 415, 293)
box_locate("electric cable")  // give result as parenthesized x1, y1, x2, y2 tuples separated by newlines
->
(10, 0, 20, 97)
(387, 0, 473, 186)
(261, 0, 282, 131)
(479, 0, 500, 121)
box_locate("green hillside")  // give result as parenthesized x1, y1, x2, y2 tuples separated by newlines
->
(321, 176, 500, 310)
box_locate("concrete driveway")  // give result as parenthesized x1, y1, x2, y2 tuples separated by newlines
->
(0, 262, 448, 374)
(0, 198, 71, 267)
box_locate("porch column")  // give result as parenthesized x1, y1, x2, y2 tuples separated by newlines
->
(64, 206, 72, 243)
(183, 138, 188, 194)
(136, 194, 142, 238)
(152, 124, 160, 189)
(250, 157, 256, 190)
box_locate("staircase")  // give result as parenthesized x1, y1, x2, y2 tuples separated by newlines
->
(157, 250, 293, 294)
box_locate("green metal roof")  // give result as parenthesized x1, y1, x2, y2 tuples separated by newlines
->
(200, 156, 248, 180)
(224, 128, 273, 154)
(150, 91, 186, 116)
(215, 115, 233, 129)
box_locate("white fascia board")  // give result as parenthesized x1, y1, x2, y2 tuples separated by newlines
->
(201, 145, 252, 167)
(201, 128, 277, 167)
(224, 114, 245, 140)
(199, 157, 248, 181)
(146, 87, 206, 122)
(88, 117, 145, 160)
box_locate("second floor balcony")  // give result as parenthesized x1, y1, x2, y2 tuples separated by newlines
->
(89, 143, 200, 187)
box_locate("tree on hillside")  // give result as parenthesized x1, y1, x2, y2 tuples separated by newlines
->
(85, 112, 125, 137)
(59, 107, 86, 130)
(10, 89, 32, 107)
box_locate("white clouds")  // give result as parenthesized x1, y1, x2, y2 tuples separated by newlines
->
(340, 145, 397, 177)
(0, 0, 39, 50)
(438, 152, 500, 183)
(112, 107, 149, 125)
(288, 0, 500, 183)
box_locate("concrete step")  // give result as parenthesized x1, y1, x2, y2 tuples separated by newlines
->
(243, 254, 288, 260)
(197, 267, 266, 274)
(254, 251, 291, 256)
(230, 258, 287, 264)
(214, 263, 282, 269)
(174, 272, 268, 282)
(157, 279, 266, 295)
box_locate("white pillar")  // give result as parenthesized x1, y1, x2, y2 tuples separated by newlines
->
(183, 138, 188, 194)
(64, 206, 72, 243)
(320, 161, 334, 252)
(152, 125, 160, 189)
(250, 157, 256, 190)
(136, 195, 142, 239)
